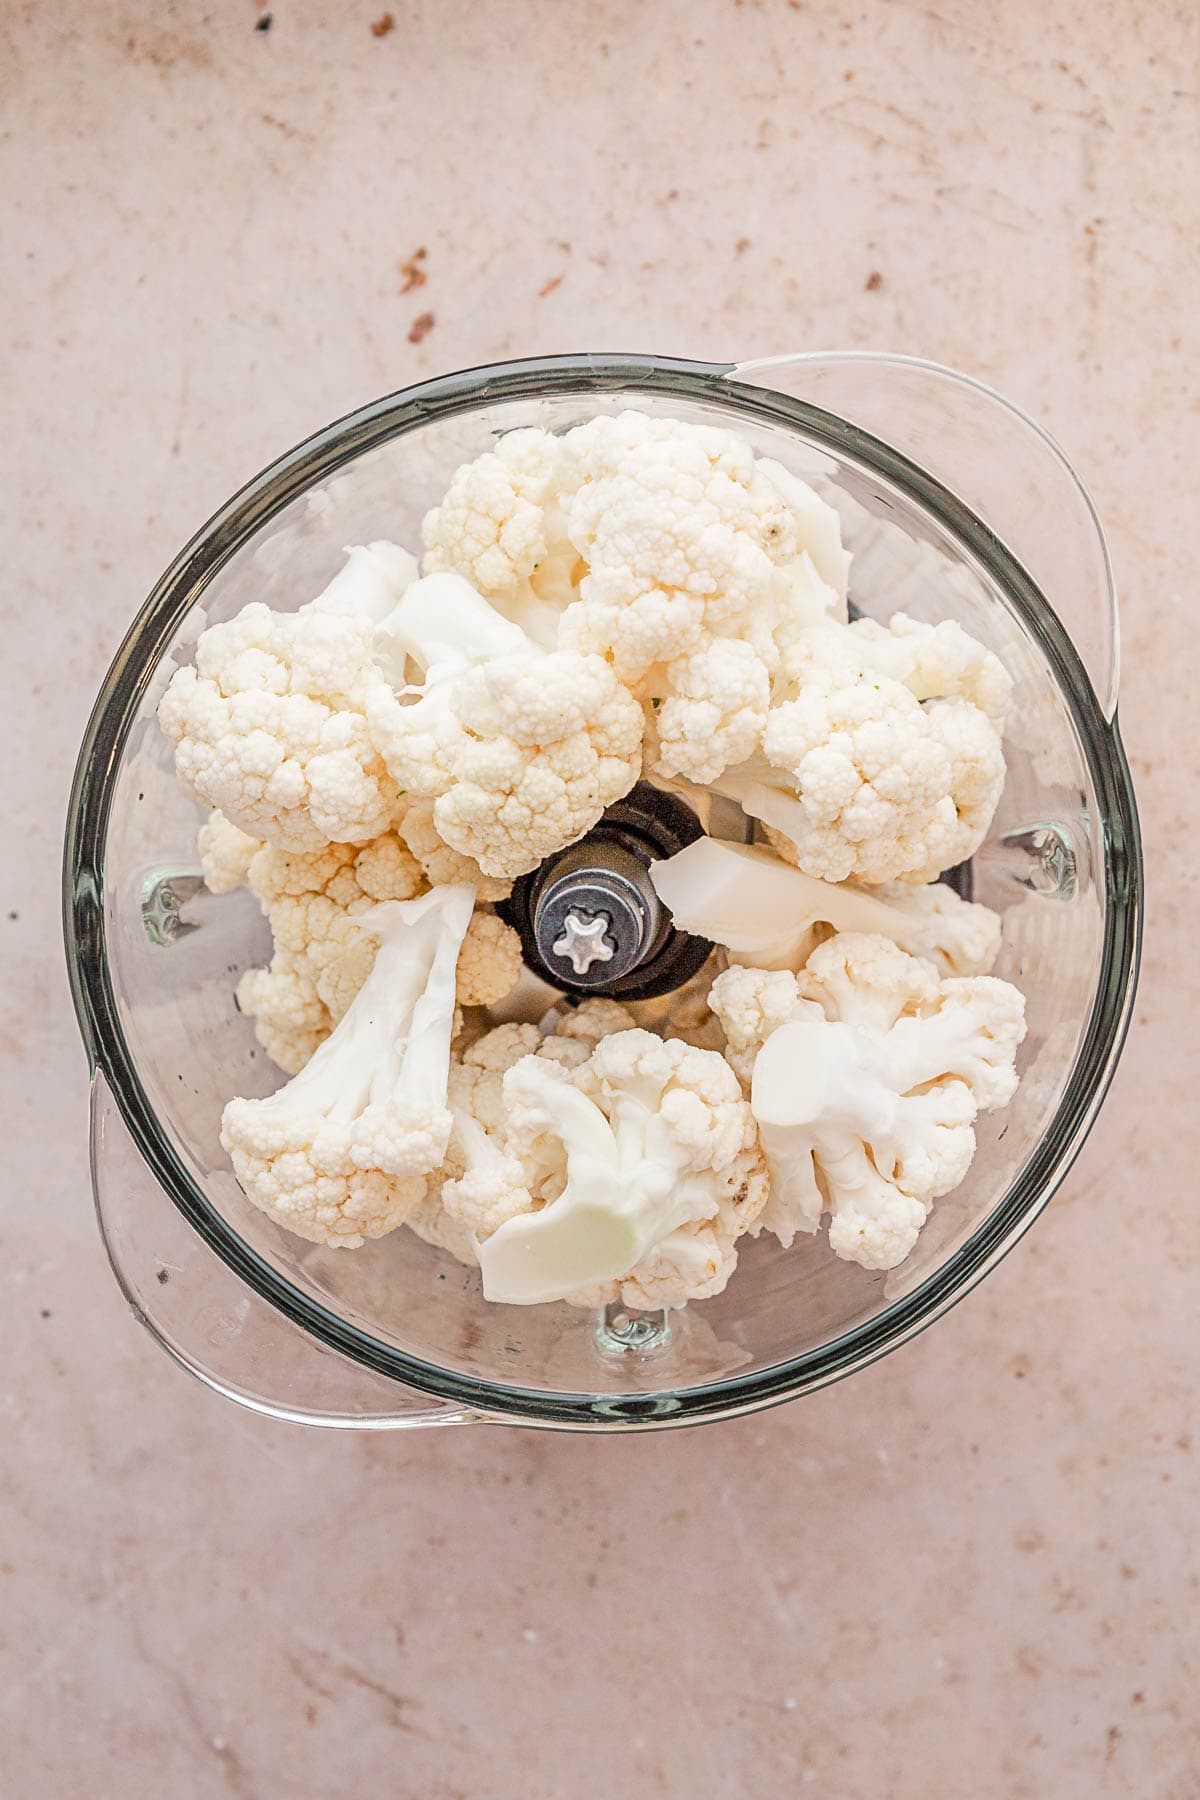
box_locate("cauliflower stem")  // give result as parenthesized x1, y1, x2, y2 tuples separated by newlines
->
(221, 885, 474, 1247)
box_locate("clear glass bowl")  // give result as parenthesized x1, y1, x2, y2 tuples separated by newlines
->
(63, 353, 1142, 1431)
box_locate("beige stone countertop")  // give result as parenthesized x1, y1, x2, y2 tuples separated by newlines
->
(2, 2, 1196, 1794)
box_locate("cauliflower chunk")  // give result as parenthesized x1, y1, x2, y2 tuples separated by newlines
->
(710, 934, 1026, 1269)
(721, 610, 1011, 885)
(197, 811, 261, 894)
(221, 888, 475, 1248)
(407, 1012, 766, 1310)
(197, 811, 520, 1074)
(159, 544, 416, 851)
(430, 412, 849, 786)
(718, 669, 1004, 886)
(366, 572, 644, 878)
(398, 799, 512, 903)
(422, 426, 581, 644)
(555, 411, 842, 681)
(552, 412, 848, 783)
(454, 911, 525, 1007)
(652, 639, 771, 788)
(475, 1030, 768, 1309)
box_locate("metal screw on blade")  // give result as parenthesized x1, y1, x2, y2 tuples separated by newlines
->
(502, 781, 716, 999)
(551, 911, 616, 976)
(535, 855, 653, 988)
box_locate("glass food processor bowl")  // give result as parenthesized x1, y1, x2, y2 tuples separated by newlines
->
(63, 353, 1142, 1432)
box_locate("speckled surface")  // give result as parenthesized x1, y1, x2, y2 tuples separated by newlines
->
(2, 2, 1196, 1794)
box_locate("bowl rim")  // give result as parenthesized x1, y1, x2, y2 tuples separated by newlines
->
(62, 352, 1143, 1428)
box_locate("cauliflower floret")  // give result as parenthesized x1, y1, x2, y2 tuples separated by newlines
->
(454, 912, 524, 1007)
(868, 877, 1001, 978)
(214, 821, 518, 1074)
(409, 1018, 768, 1309)
(417, 413, 849, 788)
(720, 668, 994, 885)
(783, 612, 1012, 724)
(535, 998, 639, 1069)
(398, 799, 512, 903)
(555, 412, 839, 683)
(159, 544, 416, 851)
(235, 955, 329, 1077)
(412, 1020, 567, 1251)
(197, 811, 262, 894)
(711, 934, 1026, 1269)
(366, 572, 644, 878)
(229, 830, 425, 1071)
(552, 998, 639, 1047)
(765, 672, 966, 883)
(726, 610, 1011, 885)
(422, 426, 581, 644)
(547, 412, 847, 782)
(474, 1030, 768, 1309)
(221, 888, 475, 1248)
(653, 639, 770, 787)
(706, 965, 813, 1085)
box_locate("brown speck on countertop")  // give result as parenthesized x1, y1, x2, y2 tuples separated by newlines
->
(260, 112, 314, 143)
(399, 246, 427, 292)
(538, 274, 563, 298)
(1105, 1725, 1122, 1763)
(735, 236, 751, 254)
(255, 13, 272, 31)
(407, 311, 435, 344)
(7, 911, 17, 921)
(370, 12, 395, 36)
(865, 270, 883, 291)
(156, 1268, 170, 1285)
(40, 1310, 51, 1320)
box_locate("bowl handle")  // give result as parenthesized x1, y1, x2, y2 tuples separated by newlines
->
(88, 1073, 477, 1432)
(729, 352, 1121, 720)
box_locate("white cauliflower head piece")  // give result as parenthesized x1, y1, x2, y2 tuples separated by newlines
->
(421, 426, 582, 644)
(197, 811, 262, 894)
(554, 412, 843, 678)
(159, 544, 416, 851)
(721, 664, 1004, 885)
(419, 413, 850, 788)
(476, 1029, 767, 1309)
(217, 825, 519, 1074)
(221, 886, 475, 1248)
(783, 611, 1012, 724)
(224, 830, 425, 1073)
(366, 572, 644, 878)
(710, 933, 1026, 1269)
(652, 639, 771, 788)
(732, 610, 1011, 885)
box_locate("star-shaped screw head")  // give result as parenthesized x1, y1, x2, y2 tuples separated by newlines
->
(551, 910, 615, 976)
